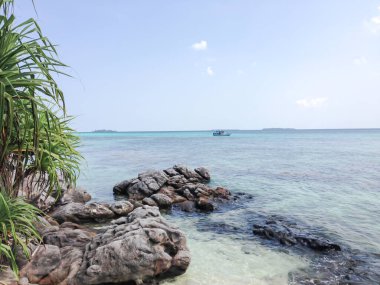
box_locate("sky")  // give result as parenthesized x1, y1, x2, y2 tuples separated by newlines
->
(16, 0, 380, 131)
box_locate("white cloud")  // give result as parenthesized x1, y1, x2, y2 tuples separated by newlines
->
(207, 66, 214, 76)
(353, 56, 368, 65)
(372, 16, 380, 24)
(296, 97, 328, 108)
(364, 7, 380, 34)
(192, 40, 208, 51)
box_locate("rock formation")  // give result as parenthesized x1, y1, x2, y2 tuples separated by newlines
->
(113, 165, 231, 212)
(20, 206, 190, 285)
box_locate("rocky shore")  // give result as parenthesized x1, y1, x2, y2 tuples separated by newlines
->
(3, 165, 230, 285)
(3, 165, 379, 285)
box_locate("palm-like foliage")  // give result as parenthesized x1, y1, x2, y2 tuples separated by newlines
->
(0, 191, 41, 274)
(0, 0, 81, 199)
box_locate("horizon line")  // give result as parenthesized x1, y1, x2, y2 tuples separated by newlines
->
(75, 127, 380, 133)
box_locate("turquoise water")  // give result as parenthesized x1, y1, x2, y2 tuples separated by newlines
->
(77, 130, 380, 284)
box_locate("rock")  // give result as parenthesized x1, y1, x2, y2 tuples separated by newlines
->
(113, 165, 231, 213)
(110, 201, 134, 215)
(138, 170, 168, 191)
(173, 165, 203, 181)
(151, 193, 173, 209)
(42, 222, 96, 248)
(18, 277, 29, 285)
(20, 244, 84, 285)
(113, 179, 131, 195)
(196, 197, 215, 212)
(0, 266, 18, 285)
(142, 197, 157, 206)
(194, 167, 211, 181)
(20, 245, 62, 283)
(167, 175, 189, 189)
(50, 202, 115, 223)
(214, 187, 231, 200)
(176, 201, 196, 212)
(164, 167, 179, 177)
(60, 187, 92, 204)
(253, 219, 341, 251)
(74, 206, 190, 285)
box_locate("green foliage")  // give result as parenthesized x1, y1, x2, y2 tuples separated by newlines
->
(0, 0, 81, 199)
(0, 191, 41, 274)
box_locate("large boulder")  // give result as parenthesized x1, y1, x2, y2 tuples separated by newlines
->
(20, 244, 83, 285)
(74, 206, 191, 285)
(50, 202, 115, 223)
(42, 222, 96, 248)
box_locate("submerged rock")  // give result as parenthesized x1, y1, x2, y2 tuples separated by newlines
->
(252, 218, 341, 252)
(113, 165, 231, 212)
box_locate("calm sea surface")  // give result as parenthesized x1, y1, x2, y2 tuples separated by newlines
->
(77, 130, 380, 285)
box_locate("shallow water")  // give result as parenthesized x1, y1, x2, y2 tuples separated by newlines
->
(77, 129, 380, 284)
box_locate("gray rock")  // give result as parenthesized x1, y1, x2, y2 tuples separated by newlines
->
(43, 222, 96, 248)
(113, 179, 131, 195)
(51, 202, 115, 223)
(151, 193, 173, 209)
(194, 167, 211, 181)
(127, 180, 152, 200)
(113, 165, 231, 212)
(142, 197, 158, 206)
(164, 167, 179, 177)
(0, 267, 18, 285)
(60, 187, 92, 204)
(110, 201, 134, 216)
(74, 206, 190, 285)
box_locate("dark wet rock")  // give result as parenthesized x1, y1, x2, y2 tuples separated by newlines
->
(195, 197, 215, 212)
(253, 219, 341, 252)
(113, 179, 131, 195)
(74, 206, 190, 285)
(176, 201, 196, 212)
(214, 187, 231, 200)
(113, 165, 231, 212)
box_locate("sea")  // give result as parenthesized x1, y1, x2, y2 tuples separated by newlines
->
(77, 129, 380, 285)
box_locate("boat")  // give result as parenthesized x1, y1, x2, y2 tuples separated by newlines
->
(213, 130, 231, 136)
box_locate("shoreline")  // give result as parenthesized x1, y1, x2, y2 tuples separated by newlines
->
(7, 165, 380, 285)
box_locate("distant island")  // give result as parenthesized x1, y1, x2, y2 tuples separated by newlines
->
(262, 128, 296, 131)
(92, 129, 118, 133)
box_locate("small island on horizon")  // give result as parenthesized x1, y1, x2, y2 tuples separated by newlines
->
(92, 129, 118, 133)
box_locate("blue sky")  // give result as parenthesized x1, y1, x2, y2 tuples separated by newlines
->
(16, 1, 380, 131)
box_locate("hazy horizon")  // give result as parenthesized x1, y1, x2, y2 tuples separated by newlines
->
(17, 1, 380, 131)
(81, 127, 380, 133)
